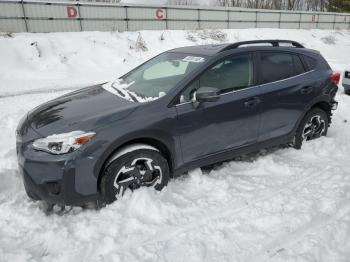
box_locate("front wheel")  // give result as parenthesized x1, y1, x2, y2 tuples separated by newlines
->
(101, 149, 170, 204)
(292, 108, 328, 149)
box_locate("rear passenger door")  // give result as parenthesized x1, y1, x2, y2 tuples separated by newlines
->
(257, 51, 314, 142)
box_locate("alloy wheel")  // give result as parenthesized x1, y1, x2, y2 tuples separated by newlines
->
(302, 115, 326, 141)
(113, 158, 162, 198)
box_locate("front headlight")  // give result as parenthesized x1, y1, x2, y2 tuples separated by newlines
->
(32, 131, 96, 155)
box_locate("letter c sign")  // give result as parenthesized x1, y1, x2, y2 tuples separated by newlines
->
(67, 6, 78, 18)
(155, 8, 166, 20)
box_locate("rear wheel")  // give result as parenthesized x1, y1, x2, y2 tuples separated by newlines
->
(101, 149, 169, 204)
(293, 108, 328, 149)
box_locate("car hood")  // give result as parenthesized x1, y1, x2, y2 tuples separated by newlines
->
(27, 84, 138, 136)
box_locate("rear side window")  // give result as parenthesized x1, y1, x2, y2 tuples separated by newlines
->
(259, 52, 305, 84)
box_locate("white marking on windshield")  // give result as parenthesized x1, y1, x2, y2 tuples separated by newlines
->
(102, 80, 166, 103)
(182, 56, 205, 63)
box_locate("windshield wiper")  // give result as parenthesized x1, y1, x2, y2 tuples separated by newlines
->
(123, 89, 139, 102)
(111, 86, 126, 97)
(111, 85, 139, 102)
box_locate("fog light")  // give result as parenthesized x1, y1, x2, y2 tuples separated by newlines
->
(46, 182, 61, 195)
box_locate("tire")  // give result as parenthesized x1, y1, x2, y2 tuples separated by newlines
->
(293, 107, 329, 149)
(100, 149, 169, 204)
(345, 89, 350, 96)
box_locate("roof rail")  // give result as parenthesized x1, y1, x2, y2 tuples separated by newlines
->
(221, 40, 304, 51)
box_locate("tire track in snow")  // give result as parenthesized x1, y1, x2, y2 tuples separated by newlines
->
(121, 166, 332, 251)
(247, 198, 350, 262)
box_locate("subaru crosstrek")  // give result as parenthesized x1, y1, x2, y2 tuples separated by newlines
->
(16, 40, 339, 206)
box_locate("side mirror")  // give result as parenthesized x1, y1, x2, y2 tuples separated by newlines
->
(192, 87, 220, 108)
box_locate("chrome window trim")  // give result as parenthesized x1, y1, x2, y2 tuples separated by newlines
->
(175, 69, 315, 107)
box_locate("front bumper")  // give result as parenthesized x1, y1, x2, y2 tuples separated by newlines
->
(17, 143, 99, 206)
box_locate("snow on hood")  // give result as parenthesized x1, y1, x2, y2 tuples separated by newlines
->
(102, 79, 166, 103)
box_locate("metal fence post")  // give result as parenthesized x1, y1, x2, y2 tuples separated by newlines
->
(255, 11, 258, 28)
(21, 0, 28, 32)
(333, 14, 336, 30)
(226, 9, 229, 29)
(165, 7, 168, 30)
(278, 11, 281, 29)
(197, 8, 200, 29)
(298, 12, 301, 29)
(76, 2, 83, 31)
(125, 6, 129, 31)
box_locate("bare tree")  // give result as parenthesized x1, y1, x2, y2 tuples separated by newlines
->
(211, 0, 330, 11)
(165, 0, 330, 11)
(167, 0, 197, 5)
(216, 0, 237, 7)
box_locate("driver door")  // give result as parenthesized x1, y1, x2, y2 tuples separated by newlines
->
(174, 53, 262, 164)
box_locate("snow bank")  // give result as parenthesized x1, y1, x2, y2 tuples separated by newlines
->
(1, 28, 350, 261)
(1, 29, 350, 97)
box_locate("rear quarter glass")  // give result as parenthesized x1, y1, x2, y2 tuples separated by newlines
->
(303, 53, 330, 71)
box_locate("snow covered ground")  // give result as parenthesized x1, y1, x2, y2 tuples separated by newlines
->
(1, 28, 350, 262)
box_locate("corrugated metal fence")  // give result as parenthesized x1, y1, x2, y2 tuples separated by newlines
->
(0, 0, 350, 33)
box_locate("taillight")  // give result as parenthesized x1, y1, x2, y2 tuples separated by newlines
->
(331, 72, 340, 85)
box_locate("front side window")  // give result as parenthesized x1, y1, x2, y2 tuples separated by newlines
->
(259, 52, 305, 84)
(180, 54, 254, 103)
(103, 52, 206, 102)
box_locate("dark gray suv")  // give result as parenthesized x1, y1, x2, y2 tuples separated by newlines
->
(16, 40, 339, 206)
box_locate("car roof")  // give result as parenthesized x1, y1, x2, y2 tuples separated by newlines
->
(169, 44, 230, 56)
(168, 40, 319, 57)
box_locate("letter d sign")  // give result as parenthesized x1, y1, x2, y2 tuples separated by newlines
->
(67, 6, 78, 18)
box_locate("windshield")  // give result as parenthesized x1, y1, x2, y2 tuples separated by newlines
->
(102, 52, 206, 102)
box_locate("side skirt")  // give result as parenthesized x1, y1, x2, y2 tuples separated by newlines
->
(172, 133, 293, 177)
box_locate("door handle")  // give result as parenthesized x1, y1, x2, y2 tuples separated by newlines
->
(300, 86, 313, 94)
(244, 97, 261, 108)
